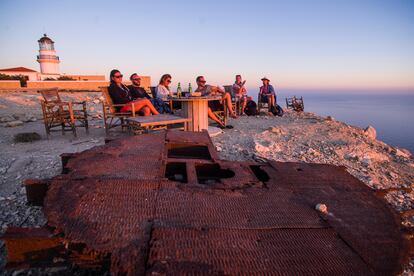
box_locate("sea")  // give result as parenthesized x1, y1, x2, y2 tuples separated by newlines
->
(246, 90, 414, 154)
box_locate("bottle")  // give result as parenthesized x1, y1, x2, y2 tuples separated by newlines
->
(188, 83, 192, 94)
(177, 82, 182, 98)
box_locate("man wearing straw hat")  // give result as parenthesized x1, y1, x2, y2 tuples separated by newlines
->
(259, 76, 276, 112)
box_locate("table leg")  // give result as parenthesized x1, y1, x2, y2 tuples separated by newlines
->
(183, 100, 209, 132)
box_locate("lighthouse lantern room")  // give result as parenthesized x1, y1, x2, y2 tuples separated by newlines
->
(37, 34, 60, 79)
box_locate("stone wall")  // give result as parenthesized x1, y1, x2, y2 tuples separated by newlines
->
(0, 81, 21, 89)
(26, 77, 151, 91)
(64, 75, 106, 81)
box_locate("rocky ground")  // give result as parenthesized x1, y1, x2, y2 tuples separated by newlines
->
(0, 90, 413, 274)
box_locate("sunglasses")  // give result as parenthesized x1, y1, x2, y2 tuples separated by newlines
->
(167, 79, 171, 83)
(199, 80, 206, 83)
(132, 78, 141, 81)
(114, 74, 123, 78)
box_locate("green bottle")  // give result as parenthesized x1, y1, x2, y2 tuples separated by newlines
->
(177, 82, 182, 97)
(188, 83, 192, 93)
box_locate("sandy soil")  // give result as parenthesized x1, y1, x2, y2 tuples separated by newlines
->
(0, 91, 413, 274)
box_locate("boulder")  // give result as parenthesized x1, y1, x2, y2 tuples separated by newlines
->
(326, 116, 335, 121)
(5, 120, 24, 127)
(12, 113, 26, 121)
(268, 126, 284, 135)
(315, 203, 328, 214)
(361, 158, 371, 167)
(0, 115, 15, 123)
(14, 132, 42, 143)
(23, 115, 37, 122)
(394, 148, 412, 159)
(344, 152, 359, 161)
(364, 126, 377, 140)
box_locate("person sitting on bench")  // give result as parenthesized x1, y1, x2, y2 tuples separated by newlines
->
(128, 73, 171, 113)
(108, 69, 159, 116)
(259, 76, 276, 111)
(195, 76, 236, 128)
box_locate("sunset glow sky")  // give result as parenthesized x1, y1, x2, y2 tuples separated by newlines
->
(0, 0, 413, 91)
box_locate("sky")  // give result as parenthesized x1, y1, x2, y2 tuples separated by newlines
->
(0, 0, 413, 92)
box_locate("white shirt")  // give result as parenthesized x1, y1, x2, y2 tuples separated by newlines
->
(156, 84, 171, 100)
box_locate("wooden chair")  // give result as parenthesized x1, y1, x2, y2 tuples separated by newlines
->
(286, 96, 304, 112)
(257, 92, 269, 112)
(39, 88, 88, 138)
(223, 85, 240, 115)
(100, 86, 139, 134)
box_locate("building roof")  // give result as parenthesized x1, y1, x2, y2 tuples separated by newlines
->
(38, 34, 54, 43)
(0, 67, 38, 73)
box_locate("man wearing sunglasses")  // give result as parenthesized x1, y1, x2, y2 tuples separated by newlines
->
(195, 76, 237, 128)
(128, 73, 151, 100)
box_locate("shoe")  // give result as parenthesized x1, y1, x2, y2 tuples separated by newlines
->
(225, 125, 234, 129)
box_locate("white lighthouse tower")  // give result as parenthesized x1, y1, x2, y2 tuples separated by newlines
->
(37, 34, 60, 79)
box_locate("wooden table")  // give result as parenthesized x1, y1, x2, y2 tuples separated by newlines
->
(171, 96, 221, 132)
(126, 114, 191, 134)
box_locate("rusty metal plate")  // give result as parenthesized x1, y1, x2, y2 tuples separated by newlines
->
(155, 184, 326, 229)
(2, 130, 408, 275)
(147, 228, 374, 275)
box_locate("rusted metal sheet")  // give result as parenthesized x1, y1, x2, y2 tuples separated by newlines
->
(2, 227, 65, 269)
(24, 179, 50, 206)
(147, 228, 374, 275)
(2, 130, 409, 275)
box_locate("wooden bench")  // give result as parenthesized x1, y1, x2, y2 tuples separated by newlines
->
(126, 114, 191, 134)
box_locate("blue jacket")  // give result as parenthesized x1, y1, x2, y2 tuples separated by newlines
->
(259, 85, 275, 95)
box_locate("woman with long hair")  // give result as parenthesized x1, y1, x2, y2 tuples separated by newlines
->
(155, 74, 173, 101)
(108, 69, 159, 116)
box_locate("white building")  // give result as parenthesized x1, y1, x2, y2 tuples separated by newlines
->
(0, 34, 105, 86)
(0, 67, 40, 81)
(36, 34, 60, 79)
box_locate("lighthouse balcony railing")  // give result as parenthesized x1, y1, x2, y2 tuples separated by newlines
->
(37, 55, 59, 60)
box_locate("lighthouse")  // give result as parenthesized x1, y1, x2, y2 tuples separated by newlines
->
(37, 34, 60, 79)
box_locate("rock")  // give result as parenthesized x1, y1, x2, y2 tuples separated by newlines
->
(5, 120, 24, 127)
(0, 115, 15, 123)
(361, 158, 371, 167)
(268, 127, 284, 135)
(394, 148, 412, 159)
(326, 116, 335, 121)
(388, 171, 398, 179)
(344, 153, 359, 161)
(364, 126, 376, 140)
(315, 203, 328, 214)
(208, 126, 223, 137)
(14, 132, 42, 143)
(12, 113, 26, 120)
(23, 115, 37, 122)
